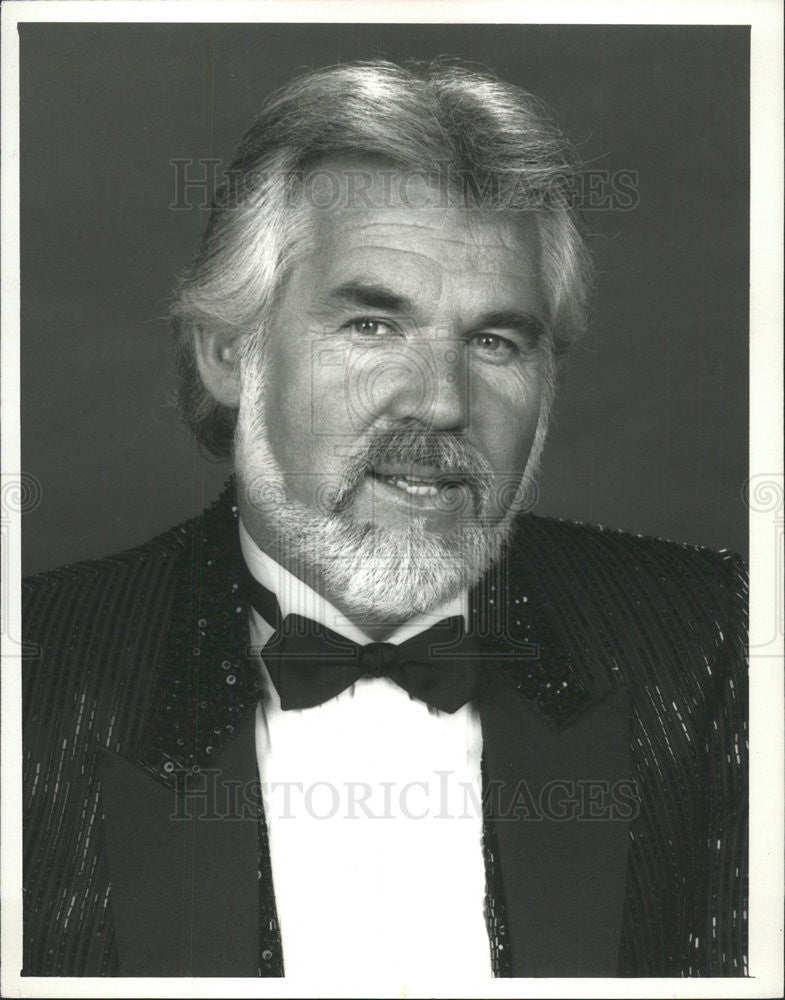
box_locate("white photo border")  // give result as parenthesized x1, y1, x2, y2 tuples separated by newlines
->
(2, 2, 782, 998)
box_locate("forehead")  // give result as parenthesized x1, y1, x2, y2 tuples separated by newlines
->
(297, 160, 543, 306)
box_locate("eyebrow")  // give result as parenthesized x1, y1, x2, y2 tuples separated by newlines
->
(324, 280, 416, 315)
(474, 310, 546, 341)
(323, 281, 546, 339)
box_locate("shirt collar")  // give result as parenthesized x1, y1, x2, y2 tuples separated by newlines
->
(238, 518, 466, 645)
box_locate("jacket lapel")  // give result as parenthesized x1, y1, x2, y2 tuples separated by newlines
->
(96, 714, 260, 976)
(97, 488, 266, 976)
(472, 537, 632, 977)
(480, 677, 631, 976)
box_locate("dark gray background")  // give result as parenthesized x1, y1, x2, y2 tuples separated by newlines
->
(20, 23, 749, 575)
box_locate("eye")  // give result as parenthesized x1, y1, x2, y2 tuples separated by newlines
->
(345, 318, 397, 338)
(471, 333, 517, 361)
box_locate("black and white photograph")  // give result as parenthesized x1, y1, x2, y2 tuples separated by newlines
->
(1, 2, 782, 996)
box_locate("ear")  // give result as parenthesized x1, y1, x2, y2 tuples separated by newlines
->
(193, 326, 242, 408)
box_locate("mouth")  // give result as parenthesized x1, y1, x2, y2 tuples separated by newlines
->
(373, 463, 439, 495)
(374, 474, 440, 497)
(366, 463, 474, 508)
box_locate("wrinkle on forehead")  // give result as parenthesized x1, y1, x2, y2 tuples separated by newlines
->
(306, 215, 541, 290)
(278, 159, 546, 326)
(320, 209, 538, 253)
(302, 156, 542, 253)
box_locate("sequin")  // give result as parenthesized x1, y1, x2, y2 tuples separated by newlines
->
(21, 479, 748, 977)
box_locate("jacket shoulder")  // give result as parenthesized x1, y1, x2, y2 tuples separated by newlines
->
(21, 496, 238, 762)
(24, 513, 193, 588)
(506, 513, 747, 683)
(21, 492, 236, 623)
(22, 487, 239, 672)
(21, 507, 215, 702)
(512, 512, 746, 593)
(23, 520, 184, 628)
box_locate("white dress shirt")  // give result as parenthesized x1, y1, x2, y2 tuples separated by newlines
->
(240, 520, 491, 984)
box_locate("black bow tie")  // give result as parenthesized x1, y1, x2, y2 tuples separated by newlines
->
(241, 564, 487, 713)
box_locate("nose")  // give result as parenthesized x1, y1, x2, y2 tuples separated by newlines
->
(382, 339, 469, 432)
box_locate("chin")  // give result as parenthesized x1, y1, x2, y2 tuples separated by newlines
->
(321, 517, 509, 621)
(235, 403, 527, 621)
(276, 500, 512, 620)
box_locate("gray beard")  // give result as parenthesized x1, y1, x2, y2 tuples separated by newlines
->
(245, 496, 509, 624)
(234, 375, 543, 623)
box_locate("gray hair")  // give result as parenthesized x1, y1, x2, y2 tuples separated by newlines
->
(170, 59, 593, 458)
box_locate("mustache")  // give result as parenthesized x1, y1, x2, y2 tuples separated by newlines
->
(331, 428, 493, 512)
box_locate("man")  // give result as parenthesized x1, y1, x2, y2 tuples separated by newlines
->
(22, 59, 747, 980)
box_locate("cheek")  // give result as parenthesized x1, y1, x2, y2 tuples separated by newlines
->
(262, 338, 314, 468)
(472, 366, 543, 471)
(263, 340, 357, 475)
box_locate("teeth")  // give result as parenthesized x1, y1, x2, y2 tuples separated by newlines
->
(380, 475, 439, 497)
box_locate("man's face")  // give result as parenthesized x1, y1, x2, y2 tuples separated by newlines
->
(235, 161, 550, 621)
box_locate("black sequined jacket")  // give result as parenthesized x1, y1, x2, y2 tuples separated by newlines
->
(22, 487, 748, 978)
